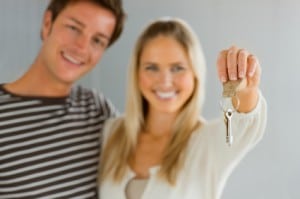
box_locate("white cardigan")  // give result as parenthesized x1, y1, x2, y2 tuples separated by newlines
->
(99, 93, 267, 199)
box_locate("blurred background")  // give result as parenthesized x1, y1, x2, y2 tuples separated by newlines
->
(0, 0, 299, 198)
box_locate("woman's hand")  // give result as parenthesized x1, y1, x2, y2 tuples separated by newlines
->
(217, 46, 261, 112)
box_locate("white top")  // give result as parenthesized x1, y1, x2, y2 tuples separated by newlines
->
(126, 178, 149, 199)
(99, 92, 267, 199)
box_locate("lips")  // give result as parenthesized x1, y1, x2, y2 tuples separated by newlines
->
(62, 51, 85, 66)
(155, 91, 177, 99)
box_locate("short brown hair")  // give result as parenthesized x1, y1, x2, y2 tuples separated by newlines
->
(46, 0, 126, 47)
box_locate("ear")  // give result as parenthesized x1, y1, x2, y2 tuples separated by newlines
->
(41, 10, 53, 41)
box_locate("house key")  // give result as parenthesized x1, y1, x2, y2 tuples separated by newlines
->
(224, 108, 233, 146)
(220, 79, 246, 146)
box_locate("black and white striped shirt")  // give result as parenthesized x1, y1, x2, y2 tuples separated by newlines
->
(0, 84, 117, 199)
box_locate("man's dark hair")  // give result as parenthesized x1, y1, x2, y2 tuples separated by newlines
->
(46, 0, 126, 47)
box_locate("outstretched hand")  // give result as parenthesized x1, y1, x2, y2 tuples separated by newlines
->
(216, 46, 261, 112)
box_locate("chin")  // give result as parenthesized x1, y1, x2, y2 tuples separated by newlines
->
(158, 108, 180, 114)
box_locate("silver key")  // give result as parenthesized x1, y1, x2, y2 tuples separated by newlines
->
(224, 108, 233, 146)
(221, 79, 245, 147)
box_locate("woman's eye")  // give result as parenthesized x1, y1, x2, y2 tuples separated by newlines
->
(171, 65, 185, 72)
(145, 65, 159, 71)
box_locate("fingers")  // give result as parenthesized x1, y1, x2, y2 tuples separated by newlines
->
(237, 49, 248, 78)
(248, 55, 261, 87)
(217, 50, 228, 82)
(217, 46, 259, 83)
(247, 54, 257, 77)
(226, 46, 238, 80)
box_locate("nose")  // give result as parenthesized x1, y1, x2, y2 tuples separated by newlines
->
(159, 70, 173, 88)
(74, 34, 90, 52)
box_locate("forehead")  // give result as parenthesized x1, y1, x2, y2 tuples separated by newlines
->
(56, 1, 116, 34)
(60, 1, 115, 20)
(141, 36, 189, 60)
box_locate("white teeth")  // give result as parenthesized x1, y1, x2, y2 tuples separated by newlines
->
(62, 52, 82, 65)
(156, 91, 176, 99)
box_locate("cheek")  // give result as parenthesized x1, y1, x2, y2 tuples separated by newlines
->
(179, 75, 195, 92)
(138, 74, 148, 91)
(138, 73, 154, 94)
(90, 50, 105, 65)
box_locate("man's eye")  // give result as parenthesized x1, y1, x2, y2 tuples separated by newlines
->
(67, 25, 79, 33)
(92, 37, 106, 48)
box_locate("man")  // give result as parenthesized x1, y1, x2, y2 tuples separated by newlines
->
(0, 0, 125, 198)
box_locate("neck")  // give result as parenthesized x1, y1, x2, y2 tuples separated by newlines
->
(143, 111, 177, 138)
(5, 62, 72, 97)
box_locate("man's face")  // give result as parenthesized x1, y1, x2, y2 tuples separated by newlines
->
(40, 1, 116, 86)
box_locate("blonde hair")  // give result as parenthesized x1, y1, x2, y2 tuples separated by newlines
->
(100, 17, 206, 185)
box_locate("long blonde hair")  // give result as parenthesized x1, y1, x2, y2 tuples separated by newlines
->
(100, 17, 206, 185)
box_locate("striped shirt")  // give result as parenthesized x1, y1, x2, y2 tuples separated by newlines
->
(0, 84, 117, 199)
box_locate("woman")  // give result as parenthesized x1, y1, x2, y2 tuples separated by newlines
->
(99, 17, 267, 199)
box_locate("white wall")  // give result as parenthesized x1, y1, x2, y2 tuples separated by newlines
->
(0, 0, 299, 198)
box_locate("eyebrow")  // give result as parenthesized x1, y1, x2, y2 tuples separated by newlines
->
(140, 61, 157, 66)
(170, 62, 187, 66)
(67, 16, 111, 40)
(142, 61, 185, 65)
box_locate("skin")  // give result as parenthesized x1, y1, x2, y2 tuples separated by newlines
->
(217, 46, 261, 113)
(130, 39, 261, 178)
(5, 1, 116, 97)
(138, 36, 195, 116)
(130, 35, 195, 178)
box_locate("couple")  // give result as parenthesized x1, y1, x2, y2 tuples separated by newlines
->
(0, 0, 266, 199)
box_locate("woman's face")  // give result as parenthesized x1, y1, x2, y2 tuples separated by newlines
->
(138, 35, 195, 115)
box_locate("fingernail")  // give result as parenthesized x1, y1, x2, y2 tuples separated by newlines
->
(230, 74, 237, 80)
(248, 70, 255, 77)
(221, 76, 227, 82)
(239, 71, 245, 78)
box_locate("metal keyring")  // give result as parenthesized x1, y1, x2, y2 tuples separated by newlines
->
(219, 95, 240, 112)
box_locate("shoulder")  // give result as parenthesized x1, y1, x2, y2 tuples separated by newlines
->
(70, 85, 104, 103)
(192, 117, 224, 138)
(71, 85, 118, 117)
(102, 116, 124, 143)
(104, 116, 124, 130)
(70, 85, 108, 101)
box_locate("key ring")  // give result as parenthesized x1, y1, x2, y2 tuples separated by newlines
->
(219, 95, 240, 113)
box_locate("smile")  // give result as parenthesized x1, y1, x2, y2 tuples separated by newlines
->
(155, 91, 177, 99)
(62, 51, 84, 66)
